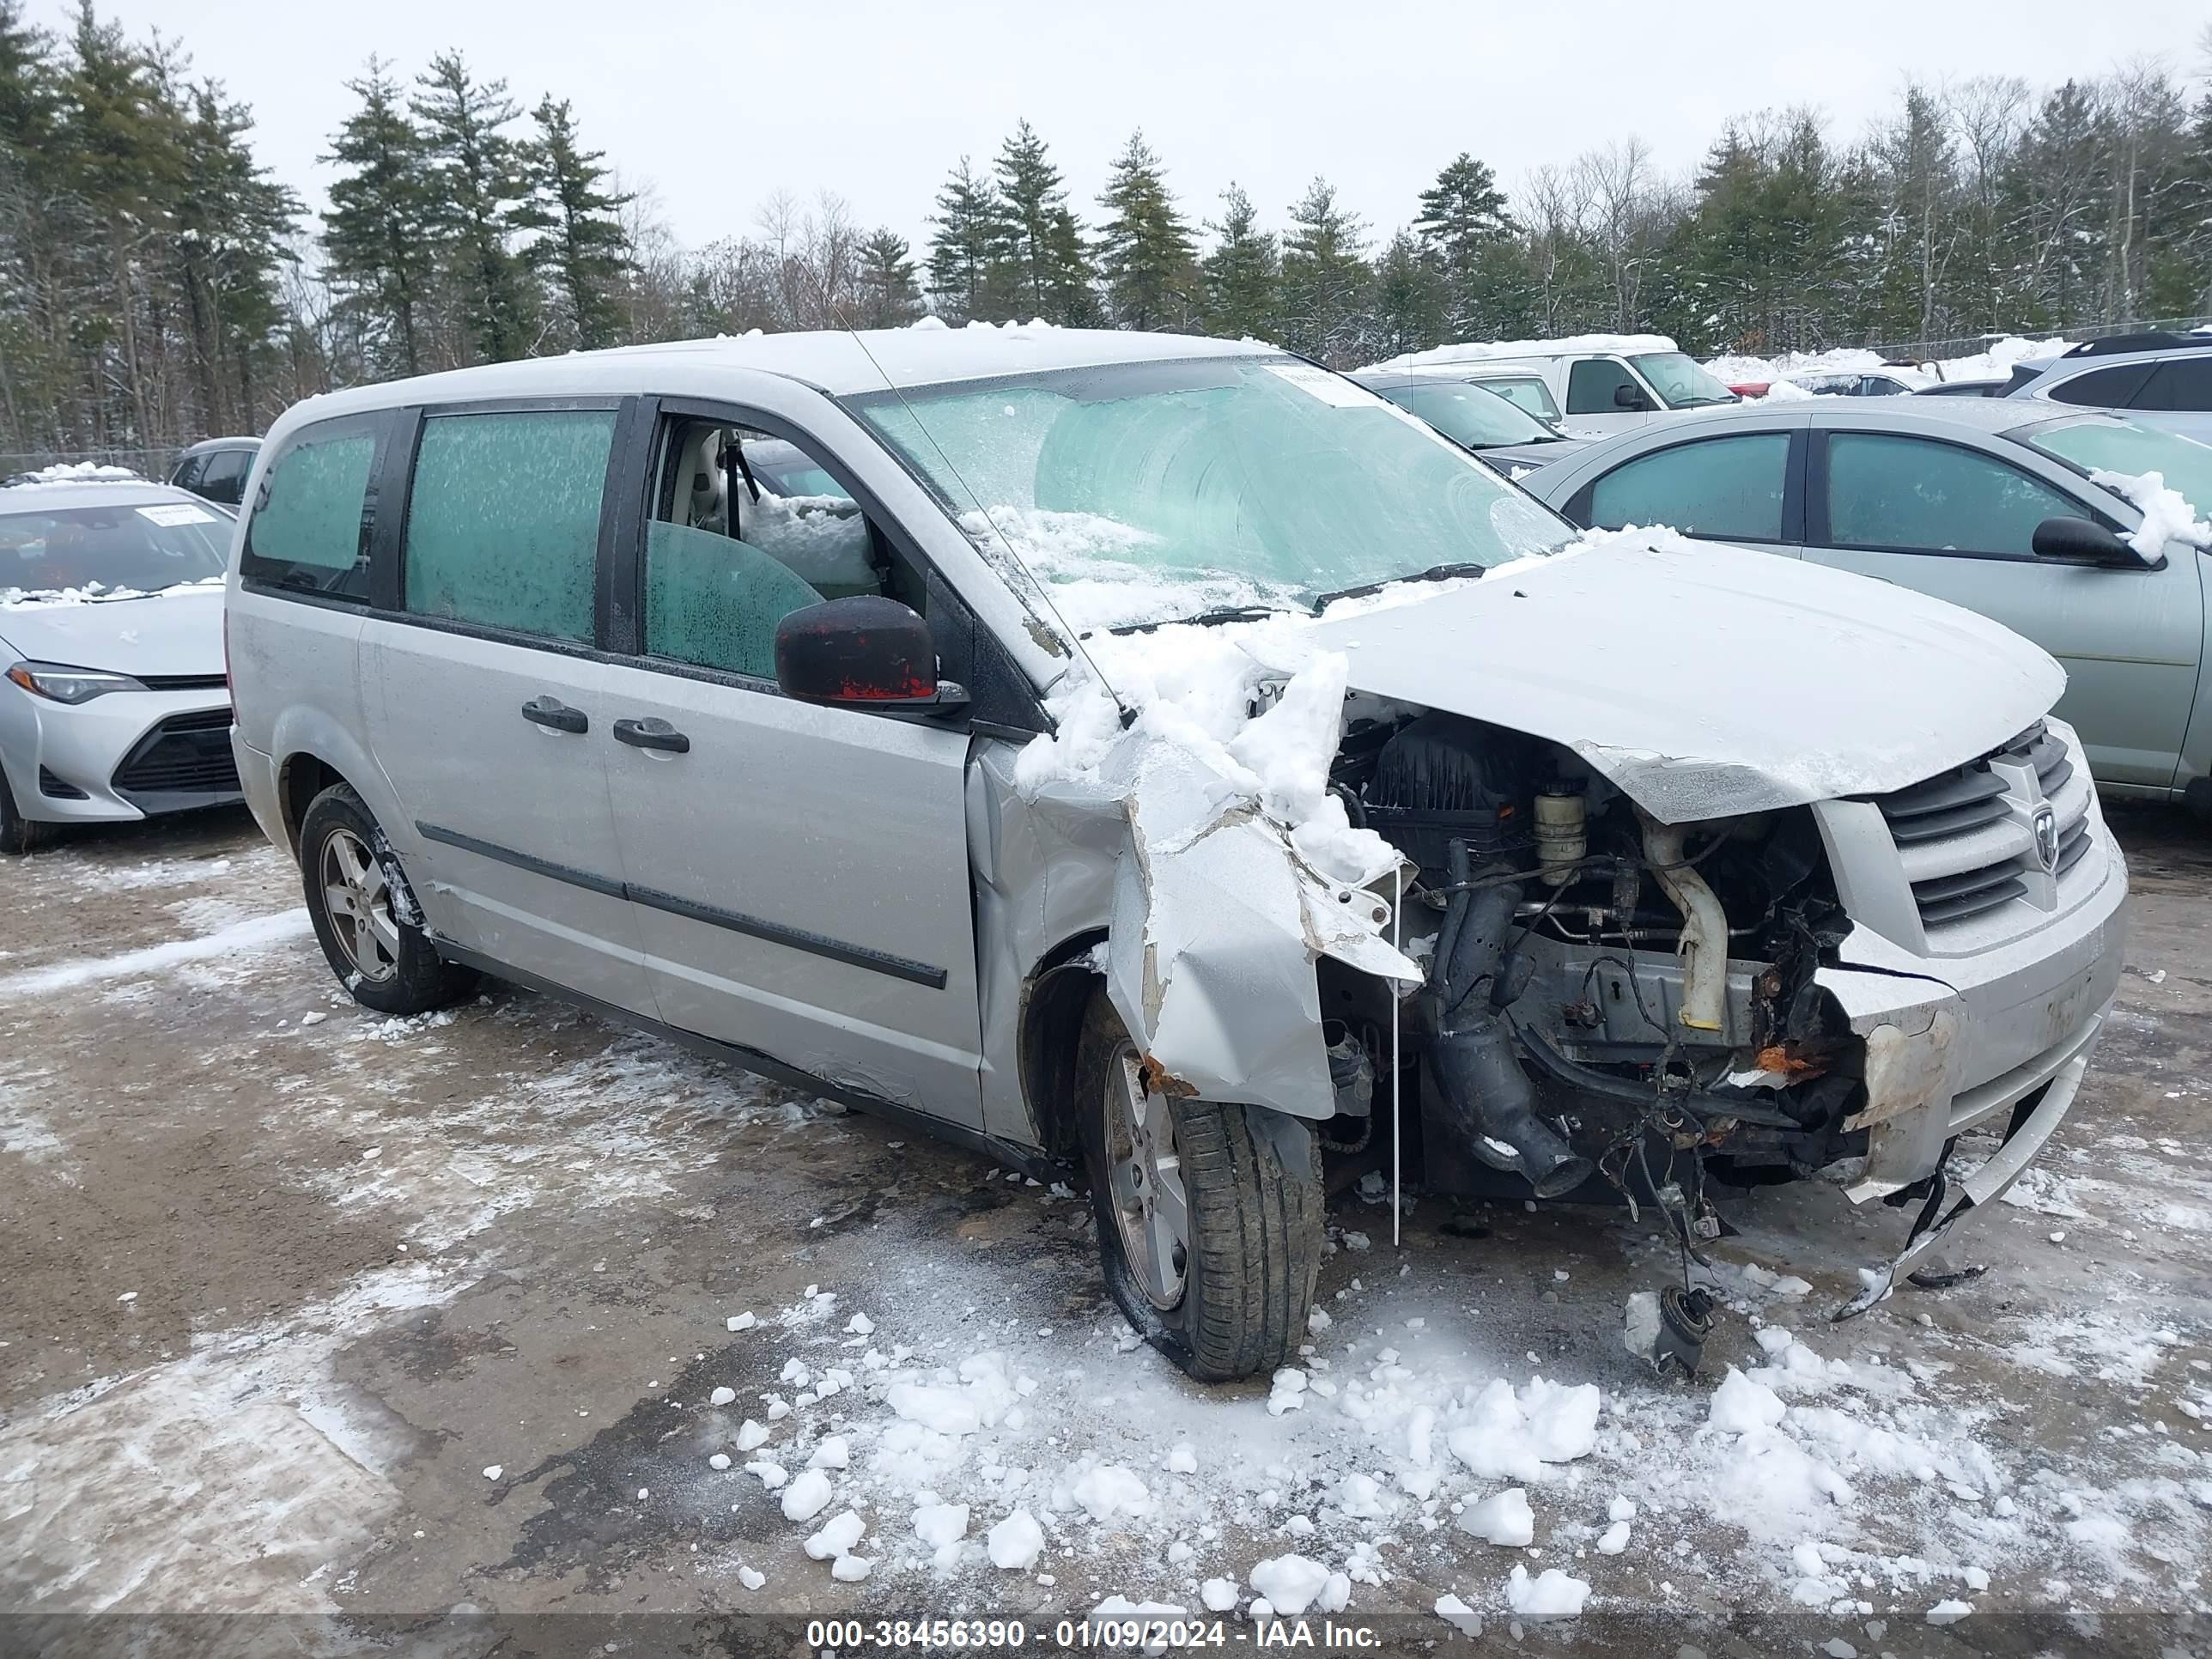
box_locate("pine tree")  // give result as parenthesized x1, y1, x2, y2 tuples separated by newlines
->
(1278, 176, 1371, 366)
(1370, 228, 1445, 356)
(0, 1, 74, 447)
(514, 95, 632, 350)
(925, 155, 1002, 324)
(1413, 152, 1514, 334)
(1200, 184, 1279, 340)
(322, 56, 434, 375)
(994, 119, 1096, 324)
(1097, 130, 1197, 331)
(855, 227, 922, 326)
(411, 51, 536, 363)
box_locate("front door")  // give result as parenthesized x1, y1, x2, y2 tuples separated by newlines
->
(1564, 356, 1658, 436)
(1800, 428, 2204, 789)
(596, 409, 986, 1126)
(362, 403, 658, 1015)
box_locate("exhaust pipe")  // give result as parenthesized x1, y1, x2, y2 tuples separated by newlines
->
(1428, 843, 1595, 1200)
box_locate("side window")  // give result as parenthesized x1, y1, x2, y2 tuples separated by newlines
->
(1565, 358, 1640, 415)
(171, 454, 206, 492)
(2130, 358, 2212, 412)
(642, 419, 895, 679)
(2047, 363, 2154, 408)
(241, 423, 380, 599)
(1826, 434, 2079, 556)
(402, 408, 616, 641)
(1587, 434, 1790, 541)
(200, 448, 250, 505)
(1486, 377, 1560, 422)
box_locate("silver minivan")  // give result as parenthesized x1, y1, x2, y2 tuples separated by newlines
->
(227, 329, 2126, 1379)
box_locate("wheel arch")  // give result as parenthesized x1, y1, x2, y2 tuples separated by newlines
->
(1017, 928, 1109, 1162)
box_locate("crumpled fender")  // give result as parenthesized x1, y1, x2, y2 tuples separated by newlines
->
(1029, 742, 1420, 1119)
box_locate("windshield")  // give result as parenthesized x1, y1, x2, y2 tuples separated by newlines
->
(1365, 379, 1563, 449)
(1631, 352, 1739, 409)
(849, 356, 1575, 630)
(0, 498, 229, 599)
(2027, 419, 2212, 522)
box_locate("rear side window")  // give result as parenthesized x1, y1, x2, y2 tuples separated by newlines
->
(2047, 363, 2154, 408)
(1588, 434, 1790, 540)
(1826, 433, 2078, 556)
(1565, 358, 1641, 415)
(170, 454, 206, 491)
(402, 409, 616, 642)
(200, 448, 251, 505)
(242, 424, 380, 599)
(2130, 358, 2212, 412)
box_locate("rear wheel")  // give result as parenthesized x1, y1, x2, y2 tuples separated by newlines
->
(1075, 985, 1322, 1382)
(299, 782, 473, 1015)
(0, 769, 46, 856)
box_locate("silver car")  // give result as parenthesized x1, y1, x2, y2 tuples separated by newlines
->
(227, 331, 2126, 1379)
(1520, 398, 2212, 815)
(1, 480, 238, 853)
(2003, 334, 2212, 444)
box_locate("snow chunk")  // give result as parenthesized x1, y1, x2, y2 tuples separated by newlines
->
(1445, 1376, 1601, 1480)
(725, 1312, 756, 1332)
(1506, 1565, 1590, 1619)
(1596, 1519, 1631, 1554)
(1249, 1553, 1334, 1616)
(846, 1312, 874, 1335)
(1435, 1593, 1484, 1637)
(808, 1435, 850, 1470)
(1335, 1472, 1388, 1519)
(1070, 1463, 1151, 1522)
(831, 1553, 872, 1582)
(745, 1459, 786, 1489)
(987, 1509, 1045, 1570)
(481, 1465, 502, 1481)
(914, 1502, 969, 1548)
(1201, 1577, 1239, 1612)
(708, 1453, 731, 1472)
(1607, 1495, 1636, 1522)
(1267, 1367, 1310, 1416)
(805, 1509, 865, 1560)
(781, 1468, 833, 1522)
(887, 1381, 981, 1436)
(708, 1386, 737, 1407)
(1460, 1487, 1534, 1547)
(738, 1565, 766, 1591)
(1164, 1442, 1198, 1474)
(1926, 1600, 1973, 1626)
(735, 1419, 769, 1451)
(2091, 467, 2212, 558)
(1709, 1366, 1788, 1434)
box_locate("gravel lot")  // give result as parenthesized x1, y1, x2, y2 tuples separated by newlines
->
(2, 804, 2206, 1656)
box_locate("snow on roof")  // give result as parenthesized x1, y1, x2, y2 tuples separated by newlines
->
(4, 461, 149, 487)
(292, 324, 1281, 426)
(0, 480, 203, 516)
(1363, 334, 1679, 374)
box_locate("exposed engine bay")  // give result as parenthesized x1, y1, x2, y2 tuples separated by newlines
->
(1312, 704, 1868, 1295)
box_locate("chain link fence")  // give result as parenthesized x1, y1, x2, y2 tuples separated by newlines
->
(1863, 313, 2212, 364)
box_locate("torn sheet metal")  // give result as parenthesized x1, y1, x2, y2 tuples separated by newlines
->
(1814, 963, 1963, 1201)
(1022, 719, 1419, 1121)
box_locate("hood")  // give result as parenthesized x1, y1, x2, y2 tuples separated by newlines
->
(0, 583, 224, 678)
(1306, 533, 2063, 823)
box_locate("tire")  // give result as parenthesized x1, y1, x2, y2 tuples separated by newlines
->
(0, 769, 46, 856)
(1074, 984, 1322, 1382)
(299, 782, 474, 1016)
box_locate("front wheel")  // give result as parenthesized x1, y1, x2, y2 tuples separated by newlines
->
(299, 782, 473, 1016)
(0, 769, 46, 856)
(1075, 986, 1322, 1382)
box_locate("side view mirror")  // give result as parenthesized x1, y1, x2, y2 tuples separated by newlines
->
(774, 595, 967, 711)
(1613, 383, 1651, 411)
(2031, 515, 2148, 568)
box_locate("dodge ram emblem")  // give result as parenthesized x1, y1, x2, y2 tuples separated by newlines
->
(2032, 804, 2059, 873)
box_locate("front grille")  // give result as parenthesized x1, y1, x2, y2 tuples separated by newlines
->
(37, 765, 88, 800)
(111, 708, 239, 801)
(138, 673, 228, 691)
(1869, 722, 2094, 935)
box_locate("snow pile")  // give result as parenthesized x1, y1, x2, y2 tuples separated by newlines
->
(1705, 334, 2070, 391)
(1, 574, 223, 609)
(1364, 333, 1678, 374)
(2088, 468, 2212, 557)
(1249, 1553, 1350, 1616)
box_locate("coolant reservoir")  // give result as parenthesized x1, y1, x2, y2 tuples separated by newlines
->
(1534, 790, 1586, 886)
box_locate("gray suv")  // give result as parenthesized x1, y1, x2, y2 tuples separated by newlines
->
(2005, 333, 2212, 443)
(226, 330, 2126, 1377)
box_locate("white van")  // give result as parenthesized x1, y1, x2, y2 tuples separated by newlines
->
(1362, 334, 1741, 436)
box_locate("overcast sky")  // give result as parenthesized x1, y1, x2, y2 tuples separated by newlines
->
(45, 0, 2211, 256)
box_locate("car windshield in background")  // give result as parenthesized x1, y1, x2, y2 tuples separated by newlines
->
(850, 356, 1575, 630)
(1631, 351, 1739, 408)
(0, 499, 229, 598)
(2026, 420, 2212, 523)
(1367, 379, 1565, 450)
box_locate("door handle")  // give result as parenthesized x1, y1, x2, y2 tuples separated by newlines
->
(612, 716, 690, 754)
(521, 696, 588, 734)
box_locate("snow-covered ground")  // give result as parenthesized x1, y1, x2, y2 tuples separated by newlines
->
(1707, 334, 2078, 394)
(1, 808, 2206, 1654)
